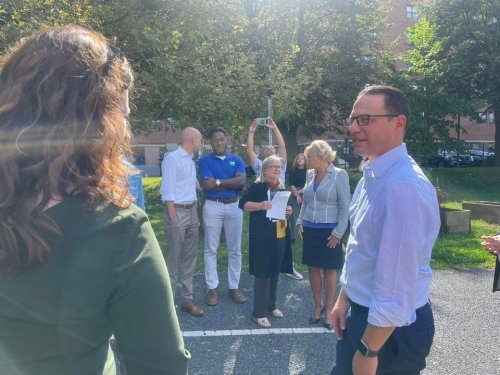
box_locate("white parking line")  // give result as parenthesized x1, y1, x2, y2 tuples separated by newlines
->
(183, 327, 332, 337)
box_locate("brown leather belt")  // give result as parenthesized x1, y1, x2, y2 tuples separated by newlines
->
(205, 196, 239, 204)
(173, 203, 196, 209)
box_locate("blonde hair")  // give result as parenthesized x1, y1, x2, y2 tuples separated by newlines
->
(304, 140, 337, 164)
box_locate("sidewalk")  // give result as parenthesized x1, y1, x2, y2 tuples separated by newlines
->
(176, 269, 500, 375)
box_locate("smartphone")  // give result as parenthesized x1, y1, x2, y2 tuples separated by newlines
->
(255, 118, 268, 126)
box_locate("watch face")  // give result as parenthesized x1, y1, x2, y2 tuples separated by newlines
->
(357, 340, 378, 357)
(358, 340, 368, 356)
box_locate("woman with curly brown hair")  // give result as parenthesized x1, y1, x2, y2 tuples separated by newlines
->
(0, 26, 189, 374)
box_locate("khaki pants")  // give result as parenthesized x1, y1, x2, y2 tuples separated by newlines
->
(163, 205, 199, 300)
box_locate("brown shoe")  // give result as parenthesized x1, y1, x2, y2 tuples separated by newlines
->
(180, 299, 204, 316)
(228, 289, 247, 304)
(206, 289, 218, 306)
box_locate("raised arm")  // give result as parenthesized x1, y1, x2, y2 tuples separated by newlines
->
(267, 118, 287, 161)
(247, 121, 258, 166)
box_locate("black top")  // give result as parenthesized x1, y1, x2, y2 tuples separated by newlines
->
(288, 168, 307, 189)
(239, 182, 293, 277)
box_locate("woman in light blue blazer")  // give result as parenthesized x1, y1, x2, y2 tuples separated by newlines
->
(297, 140, 350, 330)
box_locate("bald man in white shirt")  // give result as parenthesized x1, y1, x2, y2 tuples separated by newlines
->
(161, 127, 204, 316)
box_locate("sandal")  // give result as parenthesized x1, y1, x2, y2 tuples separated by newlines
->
(269, 309, 284, 318)
(253, 317, 272, 328)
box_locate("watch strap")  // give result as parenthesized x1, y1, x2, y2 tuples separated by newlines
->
(357, 339, 378, 357)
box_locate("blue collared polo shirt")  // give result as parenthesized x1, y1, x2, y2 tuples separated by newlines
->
(199, 152, 245, 199)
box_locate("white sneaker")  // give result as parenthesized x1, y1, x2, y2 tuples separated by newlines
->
(285, 268, 303, 280)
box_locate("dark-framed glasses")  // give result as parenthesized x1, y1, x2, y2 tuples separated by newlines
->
(346, 114, 399, 127)
(108, 43, 122, 59)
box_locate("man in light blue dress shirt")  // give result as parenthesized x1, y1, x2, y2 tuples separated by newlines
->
(331, 86, 440, 375)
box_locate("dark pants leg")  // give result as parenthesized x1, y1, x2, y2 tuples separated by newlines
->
(267, 274, 279, 312)
(331, 303, 434, 375)
(253, 277, 270, 318)
(267, 238, 286, 312)
(330, 304, 364, 375)
(254, 238, 286, 317)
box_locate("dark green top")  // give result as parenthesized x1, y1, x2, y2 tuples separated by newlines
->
(0, 196, 190, 374)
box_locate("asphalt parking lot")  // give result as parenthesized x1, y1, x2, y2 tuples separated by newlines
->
(176, 269, 500, 375)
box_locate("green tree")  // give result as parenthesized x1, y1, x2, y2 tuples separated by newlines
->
(421, 0, 500, 165)
(0, 0, 389, 150)
(0, 0, 175, 134)
(401, 17, 480, 160)
(243, 0, 388, 158)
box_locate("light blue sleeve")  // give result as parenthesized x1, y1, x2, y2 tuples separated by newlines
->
(125, 161, 146, 210)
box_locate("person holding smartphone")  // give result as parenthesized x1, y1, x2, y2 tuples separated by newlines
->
(247, 118, 287, 185)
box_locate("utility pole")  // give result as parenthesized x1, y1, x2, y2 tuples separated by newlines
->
(267, 91, 273, 146)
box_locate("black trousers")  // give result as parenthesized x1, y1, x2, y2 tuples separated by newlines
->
(331, 301, 434, 375)
(253, 238, 286, 318)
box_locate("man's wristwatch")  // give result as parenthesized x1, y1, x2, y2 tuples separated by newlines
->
(357, 339, 378, 357)
(215, 179, 221, 187)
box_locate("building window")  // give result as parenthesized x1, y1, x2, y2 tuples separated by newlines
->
(472, 112, 495, 124)
(488, 113, 495, 123)
(407, 5, 417, 19)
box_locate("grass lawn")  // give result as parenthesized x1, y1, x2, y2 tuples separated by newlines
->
(424, 167, 500, 269)
(143, 166, 500, 273)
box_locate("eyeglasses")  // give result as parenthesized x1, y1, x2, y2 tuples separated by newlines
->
(109, 43, 122, 57)
(267, 165, 281, 170)
(346, 114, 399, 127)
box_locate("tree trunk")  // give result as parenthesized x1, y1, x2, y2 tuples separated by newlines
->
(282, 127, 299, 165)
(495, 100, 500, 167)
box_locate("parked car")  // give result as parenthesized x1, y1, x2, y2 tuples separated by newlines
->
(419, 152, 457, 168)
(457, 154, 477, 167)
(467, 149, 493, 159)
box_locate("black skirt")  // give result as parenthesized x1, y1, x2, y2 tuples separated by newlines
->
(302, 226, 344, 269)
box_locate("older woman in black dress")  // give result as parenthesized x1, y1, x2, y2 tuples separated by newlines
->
(239, 155, 293, 328)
